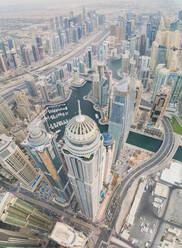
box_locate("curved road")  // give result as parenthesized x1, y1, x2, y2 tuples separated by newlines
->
(108, 117, 176, 232)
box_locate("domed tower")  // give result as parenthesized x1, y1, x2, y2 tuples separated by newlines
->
(62, 101, 106, 220)
(22, 121, 73, 204)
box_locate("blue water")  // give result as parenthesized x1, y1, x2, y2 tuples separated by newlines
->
(126, 131, 162, 153)
(45, 81, 108, 140)
(44, 59, 182, 163)
(173, 146, 182, 162)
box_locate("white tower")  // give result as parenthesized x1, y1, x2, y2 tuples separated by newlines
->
(62, 101, 106, 220)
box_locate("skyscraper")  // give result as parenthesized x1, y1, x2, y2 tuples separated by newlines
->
(8, 39, 14, 50)
(14, 90, 32, 120)
(62, 101, 106, 219)
(32, 45, 40, 62)
(56, 80, 66, 98)
(25, 79, 38, 97)
(100, 76, 110, 107)
(0, 120, 8, 135)
(149, 86, 170, 127)
(22, 123, 73, 204)
(156, 45, 167, 65)
(35, 37, 44, 59)
(169, 72, 182, 107)
(0, 52, 8, 73)
(138, 56, 150, 88)
(0, 134, 42, 192)
(121, 51, 130, 74)
(179, 10, 182, 21)
(79, 61, 85, 74)
(0, 42, 7, 57)
(88, 47, 92, 69)
(0, 192, 54, 233)
(72, 28, 78, 43)
(82, 6, 86, 21)
(151, 64, 170, 102)
(91, 73, 100, 104)
(139, 34, 147, 56)
(0, 98, 15, 129)
(150, 30, 180, 71)
(39, 81, 49, 102)
(126, 21, 132, 39)
(108, 77, 135, 163)
(10, 49, 19, 68)
(20, 44, 31, 66)
(14, 90, 29, 106)
(98, 45, 105, 63)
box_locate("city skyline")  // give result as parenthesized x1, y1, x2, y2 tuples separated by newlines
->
(0, 2, 182, 248)
(0, 0, 181, 10)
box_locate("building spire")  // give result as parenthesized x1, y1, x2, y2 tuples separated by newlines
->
(76, 100, 85, 122)
(78, 100, 81, 116)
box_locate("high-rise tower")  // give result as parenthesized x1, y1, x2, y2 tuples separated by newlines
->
(62, 101, 106, 219)
(87, 47, 92, 69)
(149, 86, 170, 127)
(0, 98, 15, 129)
(0, 134, 42, 192)
(22, 123, 73, 204)
(169, 72, 182, 107)
(25, 79, 38, 97)
(108, 77, 135, 163)
(151, 64, 170, 102)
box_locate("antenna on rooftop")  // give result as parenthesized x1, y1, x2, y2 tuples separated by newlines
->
(78, 100, 82, 116)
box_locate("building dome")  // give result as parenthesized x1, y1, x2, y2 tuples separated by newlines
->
(65, 114, 99, 145)
(28, 125, 49, 147)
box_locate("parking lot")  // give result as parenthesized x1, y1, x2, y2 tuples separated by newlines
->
(128, 180, 160, 247)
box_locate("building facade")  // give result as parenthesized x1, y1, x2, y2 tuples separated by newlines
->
(108, 77, 135, 163)
(0, 134, 42, 191)
(0, 98, 15, 129)
(25, 80, 38, 97)
(149, 86, 170, 127)
(62, 102, 106, 219)
(22, 124, 73, 204)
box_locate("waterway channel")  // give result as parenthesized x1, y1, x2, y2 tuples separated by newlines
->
(44, 58, 182, 163)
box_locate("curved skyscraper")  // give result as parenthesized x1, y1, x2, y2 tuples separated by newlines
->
(108, 77, 135, 163)
(62, 101, 106, 220)
(22, 123, 73, 204)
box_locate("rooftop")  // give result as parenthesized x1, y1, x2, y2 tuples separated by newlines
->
(161, 162, 182, 185)
(65, 101, 99, 145)
(50, 222, 87, 247)
(154, 182, 169, 198)
(0, 134, 13, 152)
(22, 120, 51, 150)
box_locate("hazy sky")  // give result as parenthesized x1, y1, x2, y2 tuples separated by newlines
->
(0, 0, 181, 11)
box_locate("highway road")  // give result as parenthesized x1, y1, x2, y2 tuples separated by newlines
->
(0, 29, 109, 100)
(95, 117, 178, 247)
(12, 191, 100, 235)
(111, 117, 176, 230)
